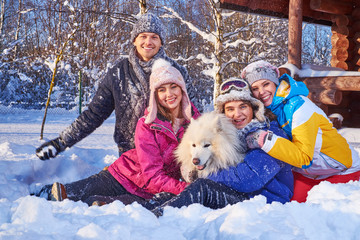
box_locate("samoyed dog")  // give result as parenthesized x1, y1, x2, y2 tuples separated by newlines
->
(176, 111, 245, 182)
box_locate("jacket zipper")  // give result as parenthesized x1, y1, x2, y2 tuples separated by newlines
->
(151, 122, 179, 141)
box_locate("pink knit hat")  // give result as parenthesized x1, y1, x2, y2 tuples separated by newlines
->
(144, 59, 192, 124)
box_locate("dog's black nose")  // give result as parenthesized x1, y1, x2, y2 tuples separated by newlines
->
(192, 158, 200, 165)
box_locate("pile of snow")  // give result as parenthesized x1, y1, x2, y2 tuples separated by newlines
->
(1, 109, 360, 239)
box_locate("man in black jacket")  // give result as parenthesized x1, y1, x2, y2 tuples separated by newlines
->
(36, 13, 197, 160)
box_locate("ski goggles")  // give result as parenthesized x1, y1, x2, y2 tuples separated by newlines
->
(220, 79, 249, 94)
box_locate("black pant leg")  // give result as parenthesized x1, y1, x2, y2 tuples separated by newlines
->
(84, 194, 147, 206)
(161, 178, 249, 210)
(64, 170, 129, 201)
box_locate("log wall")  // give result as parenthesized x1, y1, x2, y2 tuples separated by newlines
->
(325, 3, 360, 127)
(353, 6, 360, 71)
(347, 2, 360, 128)
(330, 15, 351, 70)
(221, 0, 360, 127)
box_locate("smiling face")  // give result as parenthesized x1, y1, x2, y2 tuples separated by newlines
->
(250, 79, 277, 107)
(223, 100, 253, 129)
(133, 32, 162, 61)
(156, 83, 183, 117)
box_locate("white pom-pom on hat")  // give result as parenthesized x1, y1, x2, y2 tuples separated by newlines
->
(151, 58, 171, 70)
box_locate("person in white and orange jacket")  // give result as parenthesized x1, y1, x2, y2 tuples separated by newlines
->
(241, 60, 360, 203)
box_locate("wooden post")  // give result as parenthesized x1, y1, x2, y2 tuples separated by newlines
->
(288, 0, 303, 69)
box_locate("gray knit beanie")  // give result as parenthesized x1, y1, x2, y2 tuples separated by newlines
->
(241, 60, 280, 86)
(130, 13, 166, 45)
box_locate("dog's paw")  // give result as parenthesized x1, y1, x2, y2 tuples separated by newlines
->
(180, 164, 193, 182)
(188, 169, 198, 182)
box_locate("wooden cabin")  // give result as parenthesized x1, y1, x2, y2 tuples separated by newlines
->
(218, 0, 360, 127)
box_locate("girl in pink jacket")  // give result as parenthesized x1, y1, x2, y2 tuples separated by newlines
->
(34, 59, 200, 205)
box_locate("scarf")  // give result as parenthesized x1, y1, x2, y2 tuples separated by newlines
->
(128, 46, 172, 106)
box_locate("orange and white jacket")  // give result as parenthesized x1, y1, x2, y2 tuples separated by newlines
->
(261, 74, 360, 179)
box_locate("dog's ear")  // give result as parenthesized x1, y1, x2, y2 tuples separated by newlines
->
(214, 114, 223, 133)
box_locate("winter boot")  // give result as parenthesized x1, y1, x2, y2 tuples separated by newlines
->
(50, 182, 67, 201)
(91, 200, 106, 206)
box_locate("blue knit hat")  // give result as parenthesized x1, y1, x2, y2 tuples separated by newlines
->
(130, 13, 166, 45)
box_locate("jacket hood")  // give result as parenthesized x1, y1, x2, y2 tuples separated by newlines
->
(267, 73, 309, 138)
(269, 73, 309, 111)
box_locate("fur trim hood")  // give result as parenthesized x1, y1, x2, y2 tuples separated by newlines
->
(215, 80, 266, 122)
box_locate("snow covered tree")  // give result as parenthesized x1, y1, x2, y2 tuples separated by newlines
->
(0, 0, 332, 112)
(302, 23, 331, 66)
(160, 0, 288, 105)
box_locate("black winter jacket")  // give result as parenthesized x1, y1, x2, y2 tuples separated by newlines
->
(59, 57, 197, 153)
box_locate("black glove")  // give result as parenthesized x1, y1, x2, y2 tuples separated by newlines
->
(36, 137, 66, 160)
(152, 192, 176, 203)
(146, 192, 177, 210)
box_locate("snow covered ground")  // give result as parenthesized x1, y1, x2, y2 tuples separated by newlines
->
(1, 107, 360, 240)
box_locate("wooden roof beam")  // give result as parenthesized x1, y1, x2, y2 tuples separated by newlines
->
(310, 0, 355, 15)
(218, 0, 333, 25)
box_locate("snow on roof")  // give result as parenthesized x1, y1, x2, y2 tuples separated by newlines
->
(279, 63, 360, 78)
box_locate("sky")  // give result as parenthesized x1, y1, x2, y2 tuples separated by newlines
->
(1, 106, 360, 240)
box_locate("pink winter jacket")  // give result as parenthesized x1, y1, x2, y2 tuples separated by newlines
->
(108, 105, 200, 199)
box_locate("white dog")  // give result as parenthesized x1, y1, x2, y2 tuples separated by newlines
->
(176, 112, 245, 182)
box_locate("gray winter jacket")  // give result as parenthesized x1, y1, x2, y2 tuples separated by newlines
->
(59, 53, 197, 153)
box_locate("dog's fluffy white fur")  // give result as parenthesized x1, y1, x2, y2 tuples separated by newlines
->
(176, 111, 245, 182)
